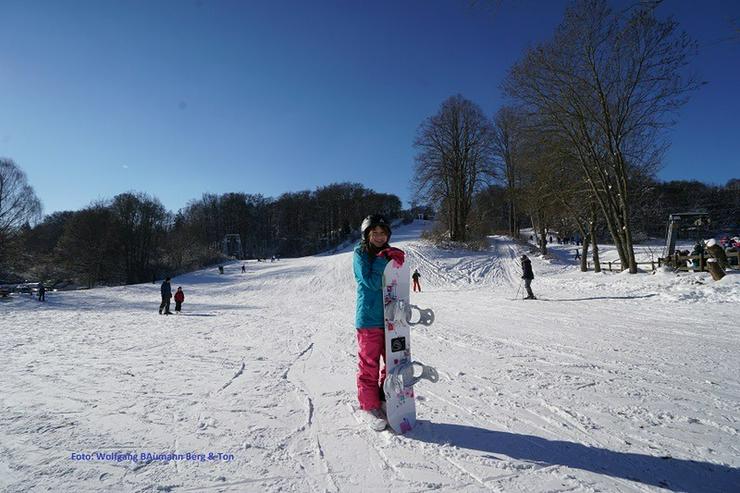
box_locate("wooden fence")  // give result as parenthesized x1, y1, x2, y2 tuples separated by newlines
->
(587, 250, 740, 272)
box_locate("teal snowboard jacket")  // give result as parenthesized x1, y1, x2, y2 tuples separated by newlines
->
(353, 244, 389, 329)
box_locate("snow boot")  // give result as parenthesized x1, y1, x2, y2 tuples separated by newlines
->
(359, 408, 387, 431)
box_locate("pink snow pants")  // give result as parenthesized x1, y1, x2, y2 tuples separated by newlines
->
(356, 328, 386, 410)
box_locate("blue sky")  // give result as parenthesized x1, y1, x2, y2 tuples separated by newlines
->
(1, 0, 738, 215)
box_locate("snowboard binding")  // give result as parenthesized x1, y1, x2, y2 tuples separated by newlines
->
(385, 361, 439, 395)
(392, 300, 435, 327)
(406, 304, 434, 326)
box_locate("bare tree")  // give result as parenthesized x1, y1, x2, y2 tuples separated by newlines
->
(515, 128, 576, 256)
(0, 159, 42, 271)
(413, 95, 497, 242)
(555, 171, 602, 272)
(504, 0, 700, 272)
(491, 106, 528, 237)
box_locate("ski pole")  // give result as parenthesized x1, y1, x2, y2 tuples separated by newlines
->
(514, 280, 522, 300)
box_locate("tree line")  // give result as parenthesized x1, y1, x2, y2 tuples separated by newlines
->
(1, 160, 403, 287)
(411, 0, 737, 272)
(3, 0, 737, 284)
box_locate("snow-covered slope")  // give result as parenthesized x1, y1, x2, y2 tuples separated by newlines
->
(1, 221, 738, 492)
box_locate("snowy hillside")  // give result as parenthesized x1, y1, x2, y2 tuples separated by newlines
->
(1, 220, 739, 492)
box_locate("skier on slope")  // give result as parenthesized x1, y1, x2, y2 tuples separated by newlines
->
(520, 255, 536, 300)
(412, 269, 422, 292)
(353, 214, 405, 430)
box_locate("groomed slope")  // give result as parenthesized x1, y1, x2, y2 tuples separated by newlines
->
(1, 221, 738, 492)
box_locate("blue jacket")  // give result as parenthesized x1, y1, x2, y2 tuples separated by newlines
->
(353, 244, 389, 329)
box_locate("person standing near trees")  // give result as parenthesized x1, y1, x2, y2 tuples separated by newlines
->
(520, 255, 536, 300)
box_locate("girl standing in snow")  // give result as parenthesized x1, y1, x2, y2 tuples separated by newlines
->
(353, 215, 405, 429)
(174, 287, 185, 313)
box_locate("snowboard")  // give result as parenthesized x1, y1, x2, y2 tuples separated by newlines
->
(381, 258, 438, 434)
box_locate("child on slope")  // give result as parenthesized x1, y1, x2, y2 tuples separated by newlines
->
(174, 287, 185, 313)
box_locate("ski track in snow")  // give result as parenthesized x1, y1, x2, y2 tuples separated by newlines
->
(1, 220, 739, 492)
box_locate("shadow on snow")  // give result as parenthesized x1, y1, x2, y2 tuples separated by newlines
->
(537, 293, 659, 302)
(409, 421, 739, 492)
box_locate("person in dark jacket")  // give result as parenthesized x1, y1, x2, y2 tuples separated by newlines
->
(174, 287, 185, 313)
(159, 277, 173, 315)
(412, 269, 422, 292)
(520, 255, 536, 300)
(38, 283, 46, 301)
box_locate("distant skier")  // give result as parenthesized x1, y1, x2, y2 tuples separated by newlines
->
(412, 269, 422, 292)
(574, 249, 581, 261)
(520, 255, 536, 300)
(353, 214, 404, 430)
(241, 264, 246, 273)
(38, 283, 46, 302)
(218, 265, 224, 274)
(174, 287, 185, 313)
(159, 277, 173, 315)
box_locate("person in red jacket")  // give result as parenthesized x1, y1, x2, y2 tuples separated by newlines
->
(412, 269, 422, 292)
(174, 287, 185, 313)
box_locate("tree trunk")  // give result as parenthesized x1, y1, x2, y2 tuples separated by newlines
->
(509, 199, 519, 238)
(620, 192, 638, 273)
(580, 236, 590, 272)
(589, 209, 601, 273)
(574, 221, 589, 272)
(538, 220, 547, 256)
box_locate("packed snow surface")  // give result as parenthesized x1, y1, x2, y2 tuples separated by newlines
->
(1, 221, 739, 492)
